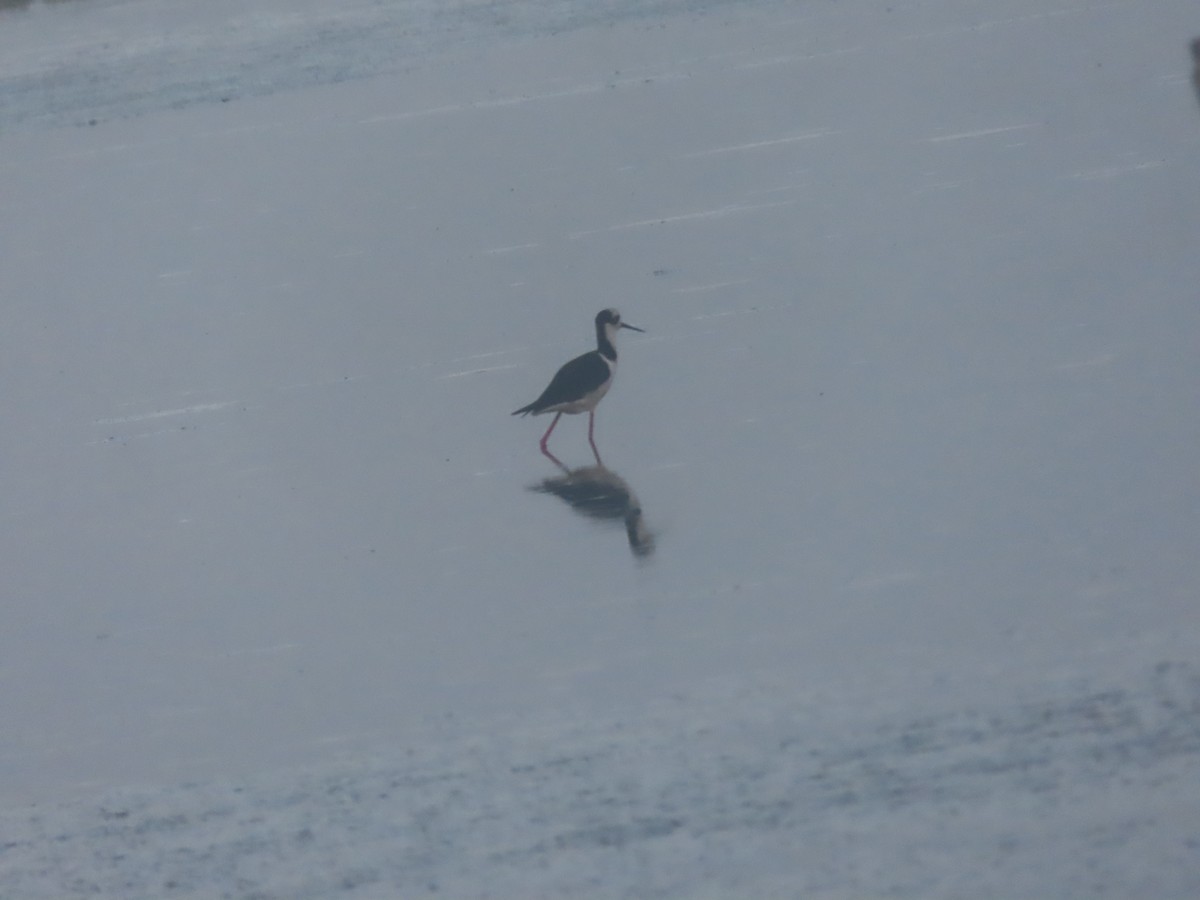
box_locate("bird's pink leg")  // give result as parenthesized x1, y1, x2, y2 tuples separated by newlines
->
(587, 410, 604, 467)
(539, 413, 562, 458)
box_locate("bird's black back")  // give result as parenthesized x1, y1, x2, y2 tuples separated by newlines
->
(512, 350, 610, 415)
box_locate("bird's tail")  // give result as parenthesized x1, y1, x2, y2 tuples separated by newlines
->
(512, 402, 538, 416)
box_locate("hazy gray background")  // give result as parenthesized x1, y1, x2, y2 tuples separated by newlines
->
(2, 0, 1198, 895)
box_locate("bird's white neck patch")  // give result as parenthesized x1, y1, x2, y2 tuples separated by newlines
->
(598, 323, 621, 361)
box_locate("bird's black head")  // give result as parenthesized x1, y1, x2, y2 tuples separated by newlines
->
(595, 308, 645, 334)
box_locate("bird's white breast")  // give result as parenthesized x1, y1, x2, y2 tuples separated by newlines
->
(550, 356, 615, 414)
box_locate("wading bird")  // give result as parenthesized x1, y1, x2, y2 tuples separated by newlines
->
(513, 308, 644, 466)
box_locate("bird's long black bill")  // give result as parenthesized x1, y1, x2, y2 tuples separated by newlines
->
(620, 322, 645, 333)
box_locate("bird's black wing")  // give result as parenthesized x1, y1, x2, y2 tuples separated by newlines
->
(513, 351, 608, 415)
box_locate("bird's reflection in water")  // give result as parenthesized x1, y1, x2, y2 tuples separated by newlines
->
(531, 465, 655, 558)
(1193, 38, 1200, 111)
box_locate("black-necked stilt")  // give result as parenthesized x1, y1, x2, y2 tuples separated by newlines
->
(513, 308, 644, 465)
